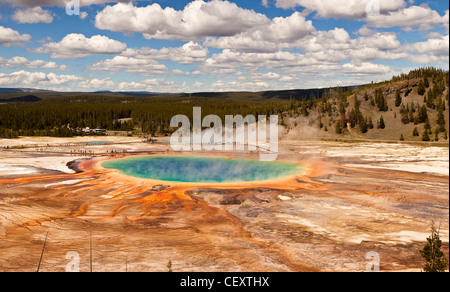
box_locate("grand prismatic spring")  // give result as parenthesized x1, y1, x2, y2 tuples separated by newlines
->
(102, 156, 304, 183)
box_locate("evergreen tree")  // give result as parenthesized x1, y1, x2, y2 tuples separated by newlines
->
(368, 117, 374, 129)
(418, 105, 428, 124)
(420, 222, 449, 272)
(349, 109, 357, 128)
(424, 118, 432, 132)
(395, 89, 402, 107)
(400, 104, 407, 115)
(400, 134, 405, 141)
(335, 120, 343, 134)
(422, 130, 431, 142)
(400, 104, 410, 124)
(360, 117, 368, 134)
(413, 127, 419, 137)
(437, 108, 446, 133)
(426, 89, 435, 109)
(354, 94, 360, 109)
(301, 102, 309, 116)
(414, 114, 420, 125)
(375, 88, 388, 111)
(409, 110, 415, 123)
(438, 97, 445, 111)
(418, 80, 426, 96)
(363, 92, 369, 101)
(378, 116, 386, 129)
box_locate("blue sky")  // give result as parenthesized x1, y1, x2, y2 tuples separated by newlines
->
(0, 0, 448, 92)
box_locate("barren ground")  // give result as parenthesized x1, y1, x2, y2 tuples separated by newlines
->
(0, 136, 448, 272)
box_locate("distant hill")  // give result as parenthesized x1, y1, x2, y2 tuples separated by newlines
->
(93, 91, 172, 97)
(0, 88, 53, 94)
(0, 95, 42, 103)
(0, 86, 361, 101)
(0, 88, 24, 94)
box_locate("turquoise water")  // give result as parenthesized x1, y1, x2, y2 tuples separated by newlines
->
(102, 156, 302, 183)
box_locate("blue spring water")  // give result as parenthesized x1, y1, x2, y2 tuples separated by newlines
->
(102, 155, 302, 183)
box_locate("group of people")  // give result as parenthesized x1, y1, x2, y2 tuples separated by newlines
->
(2, 140, 136, 156)
(69, 149, 128, 156)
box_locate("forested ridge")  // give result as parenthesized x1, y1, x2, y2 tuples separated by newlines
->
(0, 95, 291, 138)
(0, 67, 448, 142)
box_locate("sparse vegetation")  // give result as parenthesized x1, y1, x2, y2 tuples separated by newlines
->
(420, 222, 449, 272)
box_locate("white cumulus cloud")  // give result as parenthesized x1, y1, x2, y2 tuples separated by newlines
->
(204, 12, 316, 52)
(12, 7, 53, 24)
(0, 0, 131, 8)
(366, 5, 448, 31)
(89, 56, 168, 76)
(122, 41, 209, 64)
(0, 56, 67, 70)
(342, 62, 392, 75)
(274, 0, 406, 19)
(0, 26, 31, 47)
(34, 33, 127, 59)
(0, 70, 82, 87)
(406, 34, 450, 64)
(95, 0, 270, 41)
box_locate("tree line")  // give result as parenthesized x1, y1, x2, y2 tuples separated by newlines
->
(0, 95, 292, 138)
